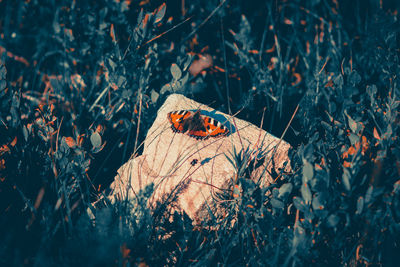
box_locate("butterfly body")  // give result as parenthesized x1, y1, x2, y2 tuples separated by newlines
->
(167, 110, 229, 140)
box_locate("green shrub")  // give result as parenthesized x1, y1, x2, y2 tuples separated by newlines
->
(0, 0, 399, 266)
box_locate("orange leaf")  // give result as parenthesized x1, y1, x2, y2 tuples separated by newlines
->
(65, 137, 76, 148)
(373, 127, 380, 140)
(292, 73, 302, 86)
(361, 136, 369, 154)
(265, 43, 275, 53)
(284, 18, 293, 25)
(96, 125, 104, 133)
(10, 136, 17, 147)
(110, 24, 116, 42)
(139, 0, 149, 6)
(15, 56, 30, 67)
(213, 65, 225, 73)
(142, 14, 149, 29)
(347, 146, 356, 155)
(356, 244, 363, 261)
(111, 83, 118, 90)
(154, 3, 166, 24)
(0, 144, 10, 154)
(325, 80, 333, 88)
(343, 161, 351, 168)
(77, 135, 84, 147)
(34, 187, 45, 209)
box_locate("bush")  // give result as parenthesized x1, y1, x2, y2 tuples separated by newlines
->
(0, 0, 399, 265)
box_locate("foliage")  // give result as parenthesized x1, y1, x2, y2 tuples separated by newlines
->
(0, 0, 399, 266)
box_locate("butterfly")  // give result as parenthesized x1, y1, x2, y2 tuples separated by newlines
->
(167, 110, 230, 140)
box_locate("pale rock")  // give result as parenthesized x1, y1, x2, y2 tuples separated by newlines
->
(109, 94, 291, 223)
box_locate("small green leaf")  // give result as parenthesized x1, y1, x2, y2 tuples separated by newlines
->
(0, 80, 6, 91)
(108, 58, 116, 71)
(342, 168, 351, 191)
(345, 111, 358, 133)
(270, 198, 284, 209)
(181, 72, 189, 86)
(272, 188, 279, 198)
(333, 74, 343, 87)
(137, 9, 144, 25)
(90, 132, 102, 148)
(302, 161, 314, 183)
(301, 183, 312, 205)
(365, 186, 373, 203)
(366, 84, 377, 98)
(293, 196, 307, 212)
(160, 83, 171, 94)
(303, 144, 314, 160)
(356, 196, 364, 215)
(312, 193, 324, 211)
(22, 126, 28, 141)
(170, 63, 182, 80)
(154, 3, 166, 24)
(278, 183, 293, 199)
(183, 54, 193, 71)
(53, 21, 61, 34)
(292, 226, 305, 248)
(348, 133, 359, 145)
(151, 89, 159, 103)
(117, 76, 126, 87)
(239, 15, 251, 37)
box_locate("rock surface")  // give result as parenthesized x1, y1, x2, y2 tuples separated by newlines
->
(109, 94, 291, 223)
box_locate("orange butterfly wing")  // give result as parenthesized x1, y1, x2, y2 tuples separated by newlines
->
(187, 115, 229, 139)
(167, 110, 192, 132)
(202, 116, 229, 137)
(168, 110, 229, 139)
(187, 129, 210, 139)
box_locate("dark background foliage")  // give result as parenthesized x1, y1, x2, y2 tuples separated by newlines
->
(0, 0, 399, 266)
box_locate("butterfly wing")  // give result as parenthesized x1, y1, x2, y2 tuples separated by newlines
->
(202, 116, 230, 137)
(168, 110, 229, 139)
(187, 129, 210, 140)
(187, 115, 229, 139)
(167, 110, 192, 132)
